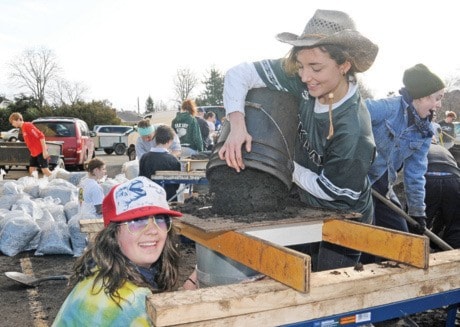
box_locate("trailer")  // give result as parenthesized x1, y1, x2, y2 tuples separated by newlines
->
(80, 204, 460, 326)
(0, 141, 65, 172)
(92, 134, 129, 155)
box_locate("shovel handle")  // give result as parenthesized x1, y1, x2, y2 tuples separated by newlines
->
(36, 275, 69, 283)
(371, 189, 453, 251)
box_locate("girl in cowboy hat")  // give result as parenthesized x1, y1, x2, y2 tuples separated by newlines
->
(218, 9, 378, 271)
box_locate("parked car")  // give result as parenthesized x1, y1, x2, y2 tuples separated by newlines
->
(0, 128, 20, 142)
(448, 122, 460, 166)
(454, 122, 460, 145)
(93, 125, 134, 135)
(32, 117, 95, 170)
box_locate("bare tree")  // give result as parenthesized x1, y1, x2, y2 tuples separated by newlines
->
(173, 68, 198, 104)
(50, 78, 88, 105)
(155, 100, 168, 112)
(357, 78, 374, 100)
(444, 73, 460, 92)
(8, 46, 61, 108)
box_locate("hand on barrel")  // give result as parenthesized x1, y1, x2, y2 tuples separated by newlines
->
(218, 112, 252, 173)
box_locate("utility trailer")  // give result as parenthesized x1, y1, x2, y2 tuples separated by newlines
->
(0, 141, 65, 172)
(80, 207, 460, 327)
(92, 134, 129, 155)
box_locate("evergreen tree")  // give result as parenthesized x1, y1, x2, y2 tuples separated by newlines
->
(145, 95, 154, 113)
(197, 68, 224, 106)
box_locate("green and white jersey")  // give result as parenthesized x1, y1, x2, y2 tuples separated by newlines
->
(254, 59, 375, 221)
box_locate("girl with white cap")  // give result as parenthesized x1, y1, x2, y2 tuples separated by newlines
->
(53, 177, 189, 326)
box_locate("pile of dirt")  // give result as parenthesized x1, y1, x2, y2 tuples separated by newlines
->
(206, 166, 290, 216)
(173, 187, 309, 223)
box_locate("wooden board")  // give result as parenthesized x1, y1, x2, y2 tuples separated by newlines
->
(322, 219, 430, 269)
(177, 222, 310, 292)
(177, 208, 360, 233)
(79, 219, 104, 234)
(179, 159, 208, 172)
(146, 250, 460, 326)
(154, 171, 206, 177)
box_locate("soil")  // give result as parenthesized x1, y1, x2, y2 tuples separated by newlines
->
(207, 166, 290, 216)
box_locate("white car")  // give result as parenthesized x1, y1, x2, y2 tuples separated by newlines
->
(0, 128, 19, 142)
(454, 122, 460, 145)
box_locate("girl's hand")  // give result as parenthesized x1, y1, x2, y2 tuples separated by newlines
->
(218, 112, 252, 173)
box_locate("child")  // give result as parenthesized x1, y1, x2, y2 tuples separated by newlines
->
(52, 176, 183, 326)
(9, 112, 52, 177)
(79, 158, 106, 217)
(139, 125, 181, 201)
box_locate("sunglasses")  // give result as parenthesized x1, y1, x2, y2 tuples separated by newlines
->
(119, 215, 172, 234)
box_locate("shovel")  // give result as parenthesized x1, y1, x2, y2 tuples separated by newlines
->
(371, 189, 453, 251)
(5, 272, 69, 287)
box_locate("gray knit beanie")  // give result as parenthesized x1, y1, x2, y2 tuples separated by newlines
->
(403, 64, 445, 99)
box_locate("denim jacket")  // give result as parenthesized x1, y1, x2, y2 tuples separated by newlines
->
(365, 96, 431, 216)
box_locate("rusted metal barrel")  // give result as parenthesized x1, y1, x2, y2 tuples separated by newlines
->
(207, 88, 299, 215)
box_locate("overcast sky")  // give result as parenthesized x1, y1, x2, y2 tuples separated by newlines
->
(0, 0, 458, 112)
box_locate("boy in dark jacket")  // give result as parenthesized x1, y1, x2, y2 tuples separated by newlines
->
(139, 125, 181, 201)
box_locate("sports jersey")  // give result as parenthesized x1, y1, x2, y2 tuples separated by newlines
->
(254, 59, 375, 221)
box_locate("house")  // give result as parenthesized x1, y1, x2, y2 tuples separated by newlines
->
(0, 97, 13, 110)
(116, 110, 143, 124)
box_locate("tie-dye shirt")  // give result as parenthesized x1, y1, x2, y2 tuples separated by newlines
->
(52, 274, 153, 326)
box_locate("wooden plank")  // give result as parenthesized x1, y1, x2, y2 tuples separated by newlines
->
(243, 220, 324, 246)
(154, 171, 206, 177)
(178, 209, 360, 233)
(180, 159, 208, 171)
(79, 219, 104, 243)
(322, 219, 430, 269)
(176, 221, 310, 292)
(79, 218, 104, 234)
(146, 250, 460, 326)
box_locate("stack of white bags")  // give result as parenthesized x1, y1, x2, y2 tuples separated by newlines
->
(0, 168, 130, 257)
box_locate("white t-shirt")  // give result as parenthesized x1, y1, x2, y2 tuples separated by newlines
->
(79, 177, 104, 217)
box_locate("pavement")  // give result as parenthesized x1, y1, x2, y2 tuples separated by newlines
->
(1, 150, 129, 181)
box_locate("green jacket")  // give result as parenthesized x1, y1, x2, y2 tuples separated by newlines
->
(171, 112, 203, 152)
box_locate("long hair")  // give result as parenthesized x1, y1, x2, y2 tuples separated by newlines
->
(283, 44, 357, 83)
(181, 99, 197, 116)
(69, 222, 180, 304)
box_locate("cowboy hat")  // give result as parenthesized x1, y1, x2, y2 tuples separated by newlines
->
(276, 9, 378, 73)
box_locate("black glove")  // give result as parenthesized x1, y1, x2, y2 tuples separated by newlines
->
(409, 216, 427, 235)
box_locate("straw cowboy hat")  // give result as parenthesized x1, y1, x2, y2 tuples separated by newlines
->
(276, 9, 378, 73)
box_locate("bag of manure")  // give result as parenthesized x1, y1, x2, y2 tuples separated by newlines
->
(0, 214, 40, 256)
(34, 219, 73, 256)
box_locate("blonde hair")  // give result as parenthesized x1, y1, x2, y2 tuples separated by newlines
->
(137, 119, 151, 129)
(446, 111, 457, 119)
(9, 112, 23, 124)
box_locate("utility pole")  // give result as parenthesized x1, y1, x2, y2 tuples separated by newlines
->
(137, 97, 140, 114)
